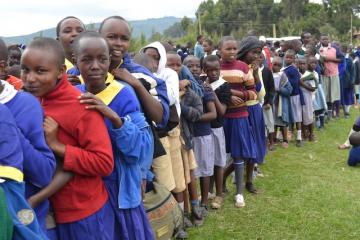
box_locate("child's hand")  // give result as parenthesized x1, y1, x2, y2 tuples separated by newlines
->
(28, 195, 42, 209)
(179, 80, 190, 90)
(112, 68, 139, 88)
(263, 103, 271, 110)
(231, 96, 244, 105)
(67, 74, 81, 86)
(43, 117, 59, 146)
(79, 93, 123, 129)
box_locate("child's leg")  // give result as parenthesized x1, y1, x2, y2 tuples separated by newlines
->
(222, 163, 234, 193)
(233, 158, 244, 195)
(334, 100, 340, 118)
(245, 161, 257, 193)
(28, 165, 73, 209)
(199, 177, 210, 206)
(308, 123, 315, 141)
(214, 166, 223, 197)
(209, 176, 214, 195)
(296, 122, 303, 146)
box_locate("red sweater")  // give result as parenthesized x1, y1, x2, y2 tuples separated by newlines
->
(220, 60, 257, 118)
(40, 76, 114, 223)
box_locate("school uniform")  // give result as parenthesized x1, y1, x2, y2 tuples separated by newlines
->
(220, 60, 257, 160)
(300, 71, 317, 125)
(273, 72, 293, 126)
(283, 64, 304, 123)
(210, 78, 231, 168)
(0, 103, 47, 240)
(39, 75, 114, 239)
(0, 80, 56, 233)
(64, 58, 80, 76)
(78, 77, 154, 240)
(313, 65, 328, 113)
(339, 55, 355, 106)
(246, 68, 267, 164)
(261, 66, 276, 134)
(180, 87, 203, 184)
(193, 85, 216, 177)
(6, 75, 23, 90)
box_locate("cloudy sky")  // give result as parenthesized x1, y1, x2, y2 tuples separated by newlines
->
(0, 0, 206, 37)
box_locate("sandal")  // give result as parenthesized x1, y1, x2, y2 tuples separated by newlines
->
(338, 144, 350, 150)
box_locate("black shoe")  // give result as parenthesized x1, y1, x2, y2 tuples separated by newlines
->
(174, 229, 188, 239)
(296, 140, 303, 147)
(245, 182, 258, 194)
(183, 214, 193, 229)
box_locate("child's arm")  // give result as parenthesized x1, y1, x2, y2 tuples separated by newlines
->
(213, 93, 227, 117)
(112, 68, 166, 125)
(28, 164, 73, 209)
(180, 90, 204, 122)
(299, 78, 316, 92)
(199, 101, 217, 122)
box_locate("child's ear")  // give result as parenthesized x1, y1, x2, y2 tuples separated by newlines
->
(57, 64, 66, 80)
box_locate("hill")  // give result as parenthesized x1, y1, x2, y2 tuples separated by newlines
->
(2, 16, 181, 45)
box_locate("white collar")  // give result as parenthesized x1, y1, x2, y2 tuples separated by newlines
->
(210, 77, 226, 91)
(0, 80, 17, 104)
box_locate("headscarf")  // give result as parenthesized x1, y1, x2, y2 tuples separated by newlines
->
(237, 36, 263, 60)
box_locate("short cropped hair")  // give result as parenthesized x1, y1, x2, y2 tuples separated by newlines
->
(0, 38, 8, 61)
(27, 37, 65, 67)
(56, 16, 85, 37)
(72, 31, 108, 56)
(99, 16, 126, 33)
(203, 55, 220, 68)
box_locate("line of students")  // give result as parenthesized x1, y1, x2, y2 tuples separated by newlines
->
(1, 17, 358, 240)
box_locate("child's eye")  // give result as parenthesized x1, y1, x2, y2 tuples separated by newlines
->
(37, 69, 47, 74)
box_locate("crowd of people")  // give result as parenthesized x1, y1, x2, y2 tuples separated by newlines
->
(1, 15, 360, 240)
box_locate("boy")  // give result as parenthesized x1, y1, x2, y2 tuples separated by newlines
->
(203, 55, 231, 209)
(0, 38, 56, 234)
(21, 37, 114, 239)
(167, 52, 205, 225)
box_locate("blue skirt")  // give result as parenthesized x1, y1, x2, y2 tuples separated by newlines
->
(223, 117, 256, 160)
(247, 104, 266, 164)
(57, 200, 114, 240)
(105, 179, 154, 240)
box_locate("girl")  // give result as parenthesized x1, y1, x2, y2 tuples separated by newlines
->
(21, 37, 114, 239)
(220, 36, 257, 207)
(237, 36, 267, 193)
(272, 57, 293, 148)
(76, 31, 154, 240)
(56, 16, 85, 84)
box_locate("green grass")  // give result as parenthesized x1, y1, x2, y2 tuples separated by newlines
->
(188, 110, 360, 240)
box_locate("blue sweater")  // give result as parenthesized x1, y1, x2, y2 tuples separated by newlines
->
(4, 92, 56, 231)
(78, 82, 152, 209)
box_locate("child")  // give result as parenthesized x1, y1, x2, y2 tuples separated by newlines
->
(99, 16, 169, 128)
(339, 45, 355, 118)
(7, 44, 22, 66)
(203, 55, 231, 209)
(259, 53, 276, 151)
(56, 16, 85, 85)
(167, 52, 205, 226)
(21, 37, 114, 239)
(220, 36, 257, 207)
(0, 41, 23, 90)
(298, 57, 317, 141)
(237, 36, 267, 193)
(183, 55, 202, 81)
(75, 31, 154, 240)
(0, 103, 47, 240)
(272, 56, 293, 148)
(283, 49, 304, 147)
(0, 38, 56, 234)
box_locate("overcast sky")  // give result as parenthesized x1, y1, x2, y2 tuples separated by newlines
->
(0, 0, 206, 37)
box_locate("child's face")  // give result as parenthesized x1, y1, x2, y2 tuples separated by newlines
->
(144, 48, 160, 70)
(166, 55, 182, 75)
(308, 57, 317, 71)
(220, 40, 237, 63)
(76, 38, 110, 90)
(272, 60, 282, 73)
(185, 58, 201, 78)
(202, 41, 212, 53)
(8, 49, 21, 66)
(243, 47, 262, 65)
(284, 53, 295, 66)
(298, 59, 307, 72)
(0, 59, 7, 80)
(320, 36, 329, 47)
(21, 48, 64, 97)
(204, 61, 220, 83)
(100, 19, 131, 63)
(58, 18, 84, 56)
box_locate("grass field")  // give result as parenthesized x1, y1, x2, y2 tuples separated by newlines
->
(188, 111, 360, 240)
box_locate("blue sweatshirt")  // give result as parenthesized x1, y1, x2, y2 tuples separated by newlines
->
(4, 92, 56, 231)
